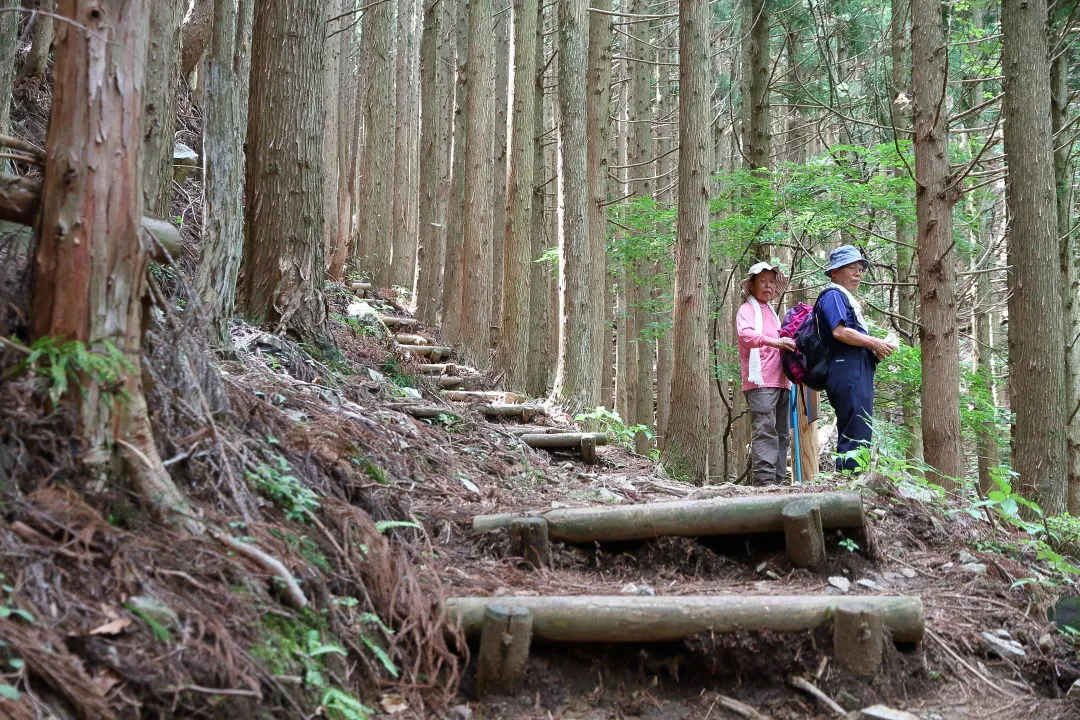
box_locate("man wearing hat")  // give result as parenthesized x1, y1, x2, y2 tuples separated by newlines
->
(737, 261, 797, 485)
(816, 245, 896, 473)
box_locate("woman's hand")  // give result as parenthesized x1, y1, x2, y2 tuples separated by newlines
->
(771, 337, 797, 352)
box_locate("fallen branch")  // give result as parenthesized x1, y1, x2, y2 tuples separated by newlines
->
(210, 529, 309, 610)
(925, 628, 1019, 699)
(788, 676, 844, 717)
(712, 694, 774, 720)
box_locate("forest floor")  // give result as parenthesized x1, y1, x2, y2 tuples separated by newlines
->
(0, 278, 1078, 719)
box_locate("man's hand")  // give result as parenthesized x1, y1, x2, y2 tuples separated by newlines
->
(871, 338, 894, 360)
(772, 337, 797, 352)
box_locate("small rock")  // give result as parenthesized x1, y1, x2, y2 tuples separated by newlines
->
(764, 570, 781, 581)
(988, 628, 1012, 640)
(458, 477, 480, 495)
(981, 631, 1026, 658)
(828, 576, 851, 593)
(882, 572, 902, 581)
(856, 579, 880, 590)
(960, 562, 988, 575)
(939, 562, 954, 570)
(755, 562, 769, 574)
(566, 488, 622, 504)
(1067, 679, 1080, 699)
(957, 550, 978, 564)
(448, 704, 473, 720)
(1038, 633, 1054, 651)
(367, 368, 386, 383)
(550, 501, 569, 509)
(620, 583, 656, 596)
(900, 568, 918, 579)
(859, 705, 921, 720)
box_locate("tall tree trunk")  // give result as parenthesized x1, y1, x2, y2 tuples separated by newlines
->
(912, 0, 961, 486)
(17, 0, 56, 88)
(391, 0, 418, 290)
(194, 0, 255, 347)
(460, 0, 495, 367)
(180, 0, 214, 79)
(357, 0, 395, 287)
(664, 0, 711, 482)
(654, 27, 677, 449)
(417, 0, 446, 323)
(491, 2, 510, 331)
(587, 7, 613, 409)
(1002, 0, 1067, 515)
(328, 3, 360, 280)
(1051, 18, 1080, 514)
(625, 0, 652, 441)
(322, 0, 342, 268)
(442, 0, 468, 342)
(242, 0, 332, 346)
(552, 0, 600, 411)
(526, 3, 552, 396)
(143, 1, 184, 219)
(0, 0, 19, 170)
(496, 0, 539, 389)
(33, 0, 189, 518)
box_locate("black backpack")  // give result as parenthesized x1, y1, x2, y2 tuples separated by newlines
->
(791, 298, 832, 391)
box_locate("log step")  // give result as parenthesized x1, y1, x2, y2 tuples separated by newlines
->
(447, 595, 924, 644)
(349, 281, 372, 292)
(395, 332, 431, 345)
(476, 403, 544, 422)
(419, 363, 469, 375)
(386, 403, 458, 419)
(520, 432, 607, 463)
(396, 344, 452, 361)
(506, 425, 559, 436)
(432, 375, 480, 389)
(443, 390, 526, 404)
(380, 315, 420, 329)
(472, 491, 865, 543)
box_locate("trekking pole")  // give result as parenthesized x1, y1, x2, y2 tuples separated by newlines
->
(791, 382, 802, 484)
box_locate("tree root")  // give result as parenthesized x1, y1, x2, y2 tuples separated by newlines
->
(209, 529, 309, 610)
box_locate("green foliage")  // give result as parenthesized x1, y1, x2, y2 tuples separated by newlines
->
(838, 538, 859, 553)
(9, 336, 133, 407)
(0, 574, 34, 625)
(320, 688, 374, 720)
(0, 684, 20, 700)
(374, 519, 422, 534)
(267, 529, 331, 572)
(123, 602, 173, 643)
(574, 406, 653, 451)
(245, 455, 320, 522)
(380, 357, 414, 389)
(352, 456, 391, 485)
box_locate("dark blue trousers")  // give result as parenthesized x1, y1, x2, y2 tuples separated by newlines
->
(824, 347, 875, 473)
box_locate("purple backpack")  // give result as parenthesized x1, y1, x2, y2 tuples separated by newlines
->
(779, 302, 814, 386)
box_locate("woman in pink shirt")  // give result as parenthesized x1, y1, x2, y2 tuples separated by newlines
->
(736, 262, 796, 485)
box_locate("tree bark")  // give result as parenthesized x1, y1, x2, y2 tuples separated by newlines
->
(490, 2, 510, 329)
(17, 0, 56, 88)
(32, 0, 189, 519)
(356, 0, 395, 287)
(912, 0, 962, 487)
(1051, 18, 1080, 514)
(0, 0, 19, 154)
(390, 0, 419, 291)
(587, 6, 613, 411)
(180, 0, 214, 79)
(1003, 0, 1067, 515)
(328, 4, 360, 281)
(473, 491, 865, 542)
(142, 0, 185, 220)
(322, 0, 342, 270)
(552, 0, 600, 412)
(525, 3, 552, 397)
(740, 0, 770, 175)
(416, 0, 445, 323)
(496, 0, 539, 389)
(476, 605, 533, 696)
(442, 0, 468, 342)
(664, 0, 711, 482)
(194, 0, 255, 347)
(460, 0, 496, 367)
(242, 0, 332, 346)
(448, 595, 925, 645)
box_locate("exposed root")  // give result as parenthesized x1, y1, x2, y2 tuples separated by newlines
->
(209, 528, 309, 610)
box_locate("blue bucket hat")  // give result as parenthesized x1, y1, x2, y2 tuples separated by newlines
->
(824, 244, 870, 276)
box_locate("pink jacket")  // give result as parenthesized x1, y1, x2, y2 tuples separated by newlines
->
(736, 299, 787, 392)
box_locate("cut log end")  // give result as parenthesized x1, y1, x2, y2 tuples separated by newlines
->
(509, 517, 550, 568)
(476, 604, 533, 697)
(782, 500, 826, 569)
(833, 603, 884, 679)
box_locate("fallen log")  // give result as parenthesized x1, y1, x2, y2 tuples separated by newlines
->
(1, 173, 182, 263)
(348, 281, 372, 292)
(432, 375, 478, 389)
(447, 595, 924, 644)
(520, 432, 607, 464)
(396, 344, 451, 361)
(472, 491, 864, 543)
(419, 363, 462, 375)
(385, 403, 457, 419)
(442, 390, 525, 404)
(476, 403, 542, 422)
